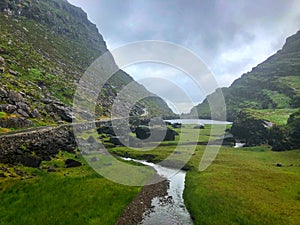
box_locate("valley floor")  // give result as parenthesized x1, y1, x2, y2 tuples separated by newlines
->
(0, 125, 299, 225)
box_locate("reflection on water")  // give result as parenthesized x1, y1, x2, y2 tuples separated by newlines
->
(165, 119, 231, 125)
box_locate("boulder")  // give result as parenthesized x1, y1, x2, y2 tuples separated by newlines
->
(0, 88, 8, 98)
(16, 102, 30, 114)
(0, 117, 33, 128)
(230, 109, 273, 146)
(30, 109, 40, 118)
(171, 123, 182, 128)
(46, 102, 75, 122)
(0, 56, 4, 64)
(47, 166, 56, 172)
(109, 136, 124, 145)
(65, 159, 82, 168)
(90, 157, 99, 162)
(17, 109, 30, 118)
(87, 135, 96, 143)
(135, 126, 151, 140)
(8, 69, 18, 76)
(0, 104, 17, 114)
(21, 156, 42, 168)
(8, 90, 24, 103)
(194, 124, 205, 129)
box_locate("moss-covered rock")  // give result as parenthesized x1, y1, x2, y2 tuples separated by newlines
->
(230, 109, 273, 146)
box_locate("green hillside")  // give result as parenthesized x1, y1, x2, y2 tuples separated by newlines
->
(191, 30, 300, 121)
(0, 0, 175, 130)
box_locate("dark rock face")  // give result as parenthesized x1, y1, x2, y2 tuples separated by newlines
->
(135, 126, 177, 142)
(109, 136, 125, 146)
(135, 126, 151, 140)
(20, 155, 42, 168)
(0, 117, 34, 128)
(44, 100, 75, 122)
(0, 124, 77, 165)
(230, 109, 273, 146)
(171, 123, 182, 128)
(0, 104, 17, 114)
(65, 159, 82, 168)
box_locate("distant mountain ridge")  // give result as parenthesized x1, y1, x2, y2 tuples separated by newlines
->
(0, 0, 175, 129)
(191, 30, 300, 121)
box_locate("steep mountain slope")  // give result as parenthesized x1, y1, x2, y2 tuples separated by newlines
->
(191, 30, 300, 121)
(0, 0, 175, 130)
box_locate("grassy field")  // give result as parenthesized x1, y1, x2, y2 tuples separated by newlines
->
(110, 124, 300, 225)
(0, 125, 299, 225)
(0, 152, 141, 225)
(184, 146, 300, 225)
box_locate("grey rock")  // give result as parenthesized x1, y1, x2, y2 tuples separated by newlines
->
(0, 104, 17, 114)
(8, 90, 24, 103)
(47, 166, 56, 172)
(8, 69, 18, 76)
(90, 157, 99, 162)
(65, 159, 82, 168)
(0, 88, 8, 98)
(30, 109, 40, 118)
(21, 156, 42, 168)
(0, 67, 4, 73)
(0, 56, 4, 64)
(17, 109, 30, 118)
(0, 117, 33, 128)
(16, 102, 30, 113)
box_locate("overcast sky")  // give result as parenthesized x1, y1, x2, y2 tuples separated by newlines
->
(68, 0, 300, 113)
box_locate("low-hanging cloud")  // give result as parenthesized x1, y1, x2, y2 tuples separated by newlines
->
(68, 0, 300, 113)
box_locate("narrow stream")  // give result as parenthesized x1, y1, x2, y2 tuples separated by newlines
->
(123, 158, 194, 225)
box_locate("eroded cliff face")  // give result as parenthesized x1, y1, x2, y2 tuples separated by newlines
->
(0, 0, 175, 131)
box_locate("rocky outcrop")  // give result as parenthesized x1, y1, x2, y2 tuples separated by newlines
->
(0, 125, 76, 165)
(230, 109, 273, 146)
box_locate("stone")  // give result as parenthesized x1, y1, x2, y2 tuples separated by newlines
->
(171, 123, 182, 128)
(8, 90, 24, 103)
(0, 56, 4, 64)
(21, 156, 42, 168)
(17, 109, 30, 118)
(163, 128, 176, 141)
(47, 166, 56, 172)
(0, 104, 17, 114)
(0, 117, 33, 128)
(194, 124, 205, 129)
(87, 135, 96, 143)
(135, 126, 151, 140)
(90, 157, 99, 162)
(0, 67, 4, 73)
(8, 69, 18, 76)
(30, 109, 40, 118)
(65, 159, 82, 168)
(0, 88, 8, 98)
(0, 173, 6, 178)
(14, 169, 25, 176)
(109, 136, 124, 145)
(16, 102, 30, 113)
(41, 98, 53, 104)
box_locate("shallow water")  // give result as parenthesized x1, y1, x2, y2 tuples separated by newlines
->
(165, 119, 231, 125)
(123, 158, 193, 225)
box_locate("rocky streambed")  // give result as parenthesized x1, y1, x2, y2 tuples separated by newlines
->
(116, 158, 193, 225)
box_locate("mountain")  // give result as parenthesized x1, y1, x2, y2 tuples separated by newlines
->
(190, 30, 300, 121)
(0, 0, 175, 130)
